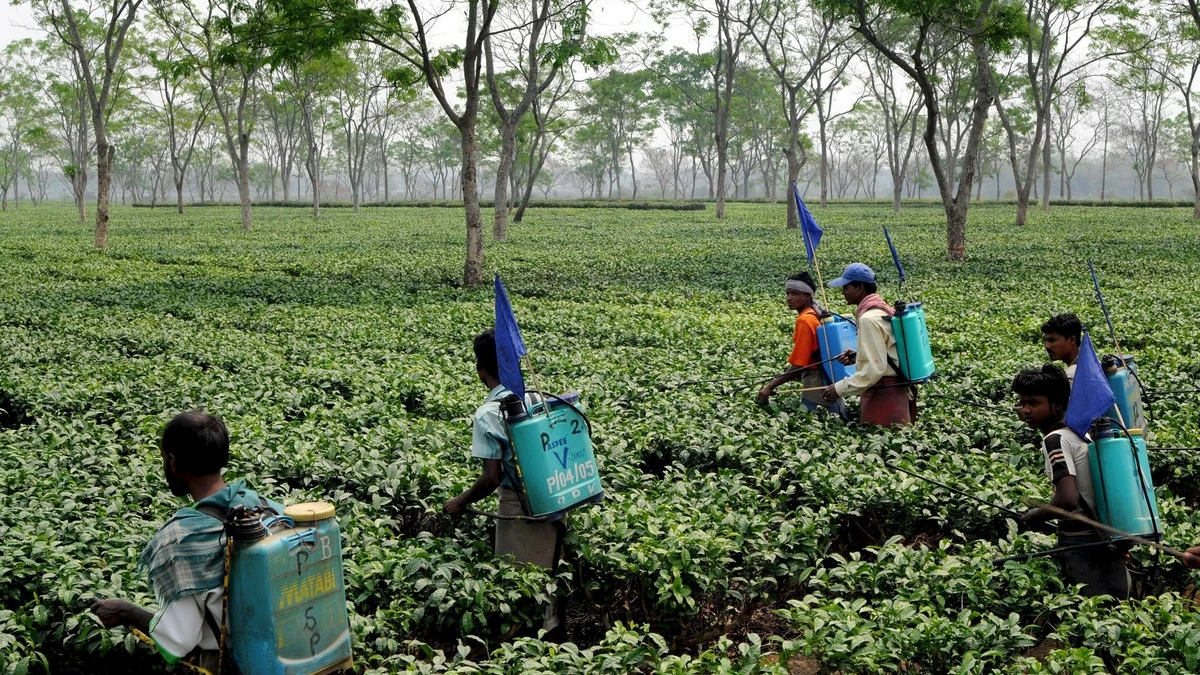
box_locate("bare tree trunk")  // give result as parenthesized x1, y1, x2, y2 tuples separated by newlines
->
(95, 143, 113, 248)
(461, 122, 484, 285)
(382, 137, 390, 202)
(1041, 129, 1052, 212)
(1192, 139, 1200, 218)
(493, 121, 517, 239)
(628, 144, 639, 200)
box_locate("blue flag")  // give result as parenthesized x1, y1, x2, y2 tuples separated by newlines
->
(792, 182, 822, 264)
(884, 227, 906, 285)
(1064, 332, 1116, 437)
(494, 274, 527, 399)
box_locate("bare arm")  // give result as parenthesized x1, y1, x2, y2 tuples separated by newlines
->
(444, 459, 504, 514)
(90, 598, 153, 634)
(1021, 474, 1080, 527)
(757, 366, 806, 404)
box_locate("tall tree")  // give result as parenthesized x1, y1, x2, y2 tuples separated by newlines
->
(0, 50, 44, 212)
(143, 21, 213, 213)
(1141, 4, 1200, 215)
(819, 0, 1026, 260)
(334, 42, 390, 212)
(1051, 80, 1098, 199)
(655, 0, 755, 218)
(259, 68, 303, 201)
(993, 0, 1135, 225)
(483, 0, 598, 238)
(862, 49, 923, 212)
(153, 0, 267, 230)
(30, 0, 141, 247)
(513, 70, 575, 221)
(748, 0, 852, 226)
(576, 69, 659, 198)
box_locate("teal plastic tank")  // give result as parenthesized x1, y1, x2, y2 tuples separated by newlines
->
(1088, 425, 1161, 540)
(816, 314, 857, 384)
(505, 396, 603, 517)
(1104, 357, 1144, 430)
(1128, 429, 1161, 529)
(228, 502, 354, 675)
(891, 303, 936, 383)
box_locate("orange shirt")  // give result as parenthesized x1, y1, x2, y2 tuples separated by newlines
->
(788, 308, 821, 368)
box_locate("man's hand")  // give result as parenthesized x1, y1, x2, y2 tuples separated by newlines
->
(1184, 546, 1200, 569)
(443, 496, 467, 516)
(821, 384, 839, 403)
(756, 385, 774, 406)
(836, 349, 857, 365)
(90, 598, 139, 629)
(1017, 508, 1053, 534)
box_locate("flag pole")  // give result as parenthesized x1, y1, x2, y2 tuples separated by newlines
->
(793, 181, 830, 309)
(811, 250, 830, 309)
(1088, 260, 1124, 357)
(523, 354, 549, 416)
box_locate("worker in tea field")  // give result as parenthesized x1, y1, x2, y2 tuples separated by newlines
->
(820, 263, 916, 426)
(757, 271, 848, 419)
(443, 328, 566, 636)
(90, 411, 283, 671)
(1042, 314, 1082, 385)
(1013, 365, 1131, 599)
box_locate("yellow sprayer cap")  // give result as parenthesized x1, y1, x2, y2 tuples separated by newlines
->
(285, 501, 336, 522)
(1127, 428, 1143, 436)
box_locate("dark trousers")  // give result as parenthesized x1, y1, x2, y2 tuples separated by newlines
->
(1057, 531, 1131, 599)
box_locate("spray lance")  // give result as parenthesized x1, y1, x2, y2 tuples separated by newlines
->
(883, 460, 1023, 518)
(991, 499, 1191, 566)
(881, 461, 1160, 566)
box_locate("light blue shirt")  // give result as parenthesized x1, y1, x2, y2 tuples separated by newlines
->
(470, 385, 516, 488)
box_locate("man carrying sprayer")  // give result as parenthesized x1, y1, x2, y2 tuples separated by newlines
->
(443, 328, 566, 637)
(757, 271, 847, 418)
(820, 263, 917, 426)
(91, 411, 283, 672)
(1042, 313, 1083, 385)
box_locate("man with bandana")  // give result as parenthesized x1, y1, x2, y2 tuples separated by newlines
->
(758, 272, 847, 418)
(90, 411, 281, 672)
(821, 263, 917, 426)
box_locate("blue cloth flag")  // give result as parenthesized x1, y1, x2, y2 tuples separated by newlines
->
(1064, 332, 1116, 437)
(884, 227, 906, 285)
(494, 274, 527, 399)
(792, 182, 822, 264)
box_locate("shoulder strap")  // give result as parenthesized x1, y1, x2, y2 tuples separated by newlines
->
(196, 504, 226, 522)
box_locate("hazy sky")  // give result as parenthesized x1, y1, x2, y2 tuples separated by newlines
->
(2, 1, 40, 46)
(0, 0, 670, 51)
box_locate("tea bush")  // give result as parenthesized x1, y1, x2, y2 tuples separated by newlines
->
(2, 202, 1200, 674)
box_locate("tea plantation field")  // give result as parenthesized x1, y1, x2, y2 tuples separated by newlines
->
(4, 202, 1200, 674)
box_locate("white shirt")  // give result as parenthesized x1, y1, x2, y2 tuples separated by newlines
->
(150, 587, 223, 663)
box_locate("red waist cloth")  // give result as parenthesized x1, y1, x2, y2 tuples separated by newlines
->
(860, 376, 917, 427)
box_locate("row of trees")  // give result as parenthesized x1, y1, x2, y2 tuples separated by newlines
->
(1, 0, 1198, 281)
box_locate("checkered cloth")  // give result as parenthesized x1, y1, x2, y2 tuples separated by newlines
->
(137, 480, 280, 606)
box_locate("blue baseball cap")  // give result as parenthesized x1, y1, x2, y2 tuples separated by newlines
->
(828, 263, 876, 287)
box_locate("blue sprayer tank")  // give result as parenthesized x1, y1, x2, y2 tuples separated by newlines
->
(1087, 421, 1161, 540)
(816, 314, 857, 384)
(227, 502, 354, 675)
(891, 303, 936, 383)
(1103, 355, 1145, 431)
(503, 393, 604, 517)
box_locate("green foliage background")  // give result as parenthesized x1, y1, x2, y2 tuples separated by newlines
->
(3, 203, 1200, 673)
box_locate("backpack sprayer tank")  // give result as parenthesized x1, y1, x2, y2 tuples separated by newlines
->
(501, 393, 604, 518)
(227, 502, 354, 675)
(1103, 354, 1146, 431)
(1087, 420, 1161, 541)
(891, 302, 936, 383)
(816, 314, 857, 384)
